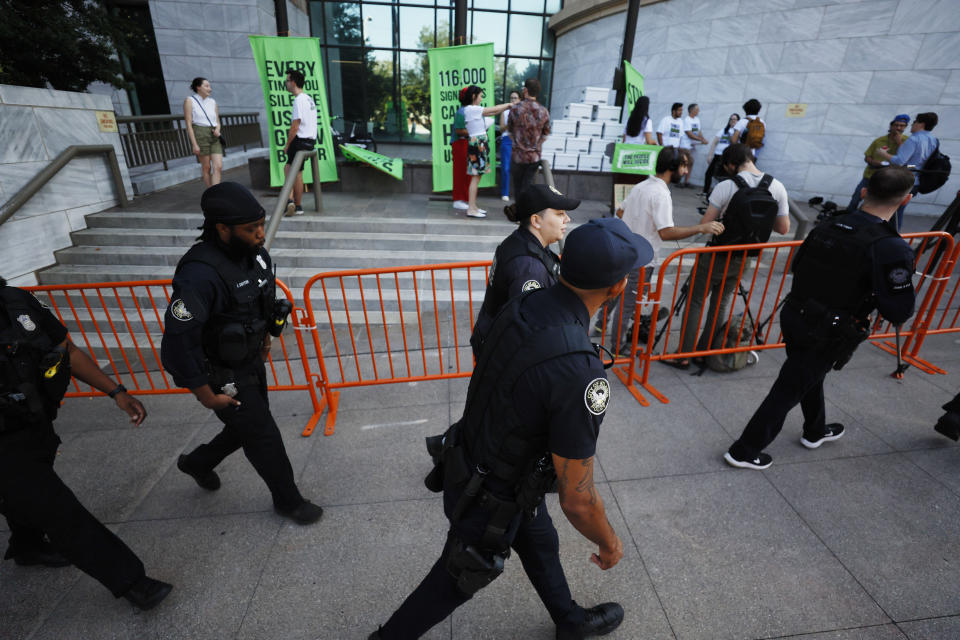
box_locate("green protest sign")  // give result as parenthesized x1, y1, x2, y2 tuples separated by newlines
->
(340, 144, 404, 181)
(621, 59, 645, 121)
(249, 36, 337, 186)
(611, 143, 661, 175)
(428, 43, 496, 192)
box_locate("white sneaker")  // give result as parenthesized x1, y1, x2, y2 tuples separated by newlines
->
(452, 200, 469, 210)
(501, 196, 510, 202)
(466, 210, 487, 218)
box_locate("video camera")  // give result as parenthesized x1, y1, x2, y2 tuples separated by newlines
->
(807, 196, 843, 224)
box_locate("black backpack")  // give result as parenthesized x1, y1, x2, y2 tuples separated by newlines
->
(713, 174, 780, 253)
(917, 141, 951, 194)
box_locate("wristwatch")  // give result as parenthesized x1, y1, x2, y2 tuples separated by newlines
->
(107, 384, 128, 399)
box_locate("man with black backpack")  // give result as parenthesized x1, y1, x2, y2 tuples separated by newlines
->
(876, 112, 948, 230)
(666, 144, 789, 369)
(731, 99, 765, 162)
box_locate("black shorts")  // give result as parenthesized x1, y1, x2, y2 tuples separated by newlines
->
(286, 137, 316, 170)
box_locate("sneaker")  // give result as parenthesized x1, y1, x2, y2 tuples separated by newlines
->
(274, 500, 324, 525)
(452, 200, 469, 210)
(556, 602, 624, 639)
(800, 423, 845, 449)
(177, 454, 221, 491)
(466, 210, 487, 218)
(724, 450, 773, 470)
(284, 199, 296, 217)
(293, 205, 304, 216)
(501, 195, 510, 202)
(123, 576, 173, 610)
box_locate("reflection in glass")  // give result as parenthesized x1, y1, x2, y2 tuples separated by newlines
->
(541, 19, 555, 58)
(506, 57, 539, 98)
(363, 3, 394, 49)
(326, 46, 364, 129)
(545, 0, 561, 14)
(324, 2, 362, 46)
(469, 10, 507, 54)
(539, 58, 553, 109)
(508, 13, 543, 57)
(472, 0, 508, 10)
(401, 7, 437, 50)
(400, 51, 432, 142)
(367, 49, 397, 137)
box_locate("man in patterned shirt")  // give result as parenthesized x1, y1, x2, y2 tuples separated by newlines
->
(508, 77, 552, 197)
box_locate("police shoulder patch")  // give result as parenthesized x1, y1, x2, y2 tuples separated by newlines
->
(584, 377, 610, 416)
(521, 279, 542, 292)
(171, 299, 193, 321)
(886, 265, 912, 290)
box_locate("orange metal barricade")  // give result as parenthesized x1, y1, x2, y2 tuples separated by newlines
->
(25, 279, 324, 429)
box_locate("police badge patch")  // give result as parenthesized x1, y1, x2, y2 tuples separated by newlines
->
(886, 265, 912, 291)
(171, 299, 193, 321)
(521, 279, 541, 292)
(584, 378, 610, 416)
(256, 254, 267, 270)
(17, 314, 36, 332)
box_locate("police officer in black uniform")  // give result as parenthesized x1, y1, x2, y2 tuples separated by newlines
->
(470, 184, 577, 357)
(725, 166, 917, 469)
(160, 182, 322, 524)
(369, 218, 654, 640)
(0, 278, 172, 609)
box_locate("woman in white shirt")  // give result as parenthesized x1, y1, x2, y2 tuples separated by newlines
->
(702, 113, 740, 196)
(184, 77, 223, 187)
(462, 85, 512, 218)
(622, 96, 656, 145)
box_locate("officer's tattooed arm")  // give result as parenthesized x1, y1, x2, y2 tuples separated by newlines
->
(65, 340, 147, 426)
(553, 454, 624, 570)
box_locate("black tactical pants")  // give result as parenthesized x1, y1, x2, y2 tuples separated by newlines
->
(729, 305, 835, 459)
(183, 362, 303, 510)
(379, 485, 585, 639)
(0, 427, 145, 596)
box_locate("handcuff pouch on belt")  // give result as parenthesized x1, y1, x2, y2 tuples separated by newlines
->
(790, 297, 869, 371)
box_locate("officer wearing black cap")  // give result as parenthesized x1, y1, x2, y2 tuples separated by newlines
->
(160, 182, 322, 524)
(0, 277, 171, 609)
(369, 218, 654, 640)
(725, 166, 917, 470)
(470, 184, 579, 357)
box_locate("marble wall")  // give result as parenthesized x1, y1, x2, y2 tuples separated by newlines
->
(0, 85, 134, 285)
(551, 0, 960, 216)
(149, 0, 310, 146)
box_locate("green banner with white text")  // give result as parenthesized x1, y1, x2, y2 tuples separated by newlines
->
(612, 143, 661, 175)
(621, 59, 645, 122)
(428, 43, 496, 192)
(340, 144, 404, 181)
(249, 35, 337, 186)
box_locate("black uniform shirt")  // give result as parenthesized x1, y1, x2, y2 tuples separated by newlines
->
(858, 213, 916, 325)
(511, 284, 608, 461)
(1, 288, 68, 347)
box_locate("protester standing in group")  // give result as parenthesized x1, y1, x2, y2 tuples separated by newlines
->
(622, 96, 656, 145)
(184, 77, 223, 188)
(657, 103, 684, 149)
(451, 87, 471, 211)
(509, 78, 552, 197)
(462, 86, 512, 219)
(731, 99, 765, 161)
(846, 114, 910, 214)
(702, 113, 739, 197)
(679, 104, 708, 189)
(282, 69, 318, 217)
(499, 90, 521, 202)
(876, 111, 941, 230)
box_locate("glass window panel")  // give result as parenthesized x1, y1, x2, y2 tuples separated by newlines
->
(469, 10, 507, 54)
(505, 57, 539, 98)
(436, 12, 453, 47)
(472, 0, 508, 10)
(324, 2, 362, 46)
(512, 0, 545, 12)
(399, 51, 432, 142)
(539, 58, 553, 109)
(310, 1, 324, 41)
(507, 13, 542, 57)
(366, 49, 398, 139)
(363, 4, 395, 49)
(400, 0, 442, 5)
(545, 0, 561, 14)
(324, 46, 365, 129)
(541, 20, 555, 57)
(492, 56, 506, 103)
(400, 7, 437, 50)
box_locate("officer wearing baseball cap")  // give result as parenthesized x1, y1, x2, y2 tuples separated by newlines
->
(369, 219, 652, 640)
(160, 182, 323, 525)
(470, 184, 580, 357)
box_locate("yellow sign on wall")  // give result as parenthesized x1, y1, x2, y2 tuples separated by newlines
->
(786, 103, 808, 118)
(95, 110, 118, 132)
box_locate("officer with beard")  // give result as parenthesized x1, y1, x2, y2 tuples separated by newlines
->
(160, 182, 322, 524)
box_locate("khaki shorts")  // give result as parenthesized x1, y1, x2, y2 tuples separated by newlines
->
(192, 124, 222, 156)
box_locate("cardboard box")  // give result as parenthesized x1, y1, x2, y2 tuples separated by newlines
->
(553, 152, 579, 170)
(580, 87, 610, 104)
(565, 137, 591, 153)
(590, 138, 615, 155)
(578, 121, 605, 137)
(595, 105, 621, 122)
(578, 155, 603, 171)
(563, 103, 594, 120)
(541, 136, 566, 153)
(551, 119, 578, 136)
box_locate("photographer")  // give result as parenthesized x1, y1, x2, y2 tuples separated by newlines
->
(160, 182, 323, 525)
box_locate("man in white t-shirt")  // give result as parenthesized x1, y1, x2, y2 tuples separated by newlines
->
(679, 103, 709, 188)
(731, 98, 765, 162)
(609, 147, 724, 353)
(657, 103, 685, 149)
(670, 143, 789, 367)
(283, 69, 319, 216)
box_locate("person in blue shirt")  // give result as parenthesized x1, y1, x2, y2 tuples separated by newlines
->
(876, 111, 940, 230)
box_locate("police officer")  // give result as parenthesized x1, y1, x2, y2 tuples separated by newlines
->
(160, 182, 322, 524)
(370, 218, 654, 640)
(725, 166, 917, 469)
(470, 184, 577, 357)
(0, 278, 171, 609)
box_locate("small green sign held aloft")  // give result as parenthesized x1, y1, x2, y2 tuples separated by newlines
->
(612, 143, 662, 175)
(340, 145, 404, 181)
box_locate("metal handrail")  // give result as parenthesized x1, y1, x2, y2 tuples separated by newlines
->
(264, 149, 322, 251)
(0, 144, 128, 229)
(787, 197, 812, 240)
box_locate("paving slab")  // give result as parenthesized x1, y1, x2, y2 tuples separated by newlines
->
(903, 448, 960, 496)
(784, 626, 908, 640)
(55, 392, 208, 434)
(768, 454, 960, 622)
(613, 471, 889, 640)
(0, 559, 82, 640)
(899, 615, 960, 639)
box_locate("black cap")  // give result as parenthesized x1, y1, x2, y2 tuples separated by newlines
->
(200, 182, 266, 225)
(513, 184, 580, 220)
(561, 218, 654, 289)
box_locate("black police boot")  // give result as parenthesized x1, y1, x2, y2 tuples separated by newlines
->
(557, 602, 624, 639)
(123, 575, 173, 610)
(10, 541, 71, 568)
(274, 500, 324, 525)
(934, 411, 960, 441)
(177, 454, 221, 491)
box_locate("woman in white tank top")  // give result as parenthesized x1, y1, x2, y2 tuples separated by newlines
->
(184, 77, 223, 187)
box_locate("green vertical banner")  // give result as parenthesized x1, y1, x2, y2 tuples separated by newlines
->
(428, 43, 496, 192)
(249, 35, 337, 186)
(621, 59, 646, 122)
